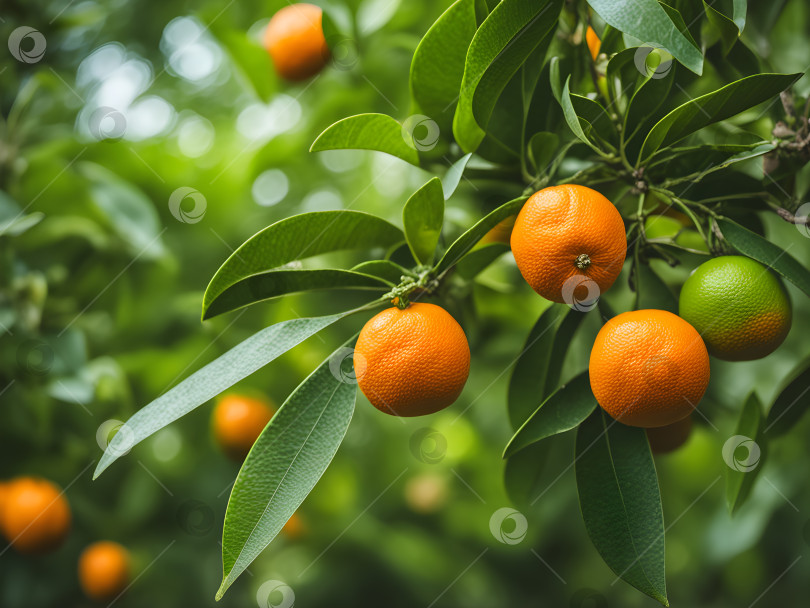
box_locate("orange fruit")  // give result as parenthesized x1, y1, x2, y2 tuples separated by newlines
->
(679, 256, 791, 361)
(511, 185, 626, 304)
(0, 477, 71, 554)
(213, 394, 275, 460)
(78, 541, 130, 600)
(354, 302, 470, 417)
(586, 26, 601, 61)
(263, 3, 330, 81)
(646, 415, 693, 454)
(589, 309, 710, 428)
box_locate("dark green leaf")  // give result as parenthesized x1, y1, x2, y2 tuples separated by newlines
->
(410, 0, 477, 130)
(403, 178, 445, 265)
(576, 409, 668, 606)
(453, 0, 563, 152)
(310, 113, 421, 166)
(351, 260, 412, 284)
(93, 313, 351, 479)
(725, 392, 765, 514)
(504, 441, 551, 505)
(635, 264, 678, 313)
(527, 131, 560, 175)
(716, 217, 810, 297)
(455, 242, 509, 279)
(217, 346, 357, 599)
(571, 93, 618, 148)
(638, 73, 802, 162)
(433, 196, 526, 275)
(203, 269, 391, 319)
(648, 141, 773, 180)
(764, 358, 810, 437)
(703, 1, 740, 55)
(505, 371, 597, 457)
(587, 0, 703, 75)
(442, 153, 473, 199)
(507, 303, 586, 427)
(558, 75, 600, 151)
(203, 211, 403, 319)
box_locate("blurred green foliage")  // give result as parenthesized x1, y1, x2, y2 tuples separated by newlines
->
(1, 0, 810, 606)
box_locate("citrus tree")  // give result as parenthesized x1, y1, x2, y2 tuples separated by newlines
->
(91, 0, 810, 603)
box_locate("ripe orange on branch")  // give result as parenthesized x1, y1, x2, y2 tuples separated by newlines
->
(264, 3, 330, 81)
(78, 541, 130, 600)
(0, 477, 71, 554)
(589, 309, 710, 428)
(213, 394, 275, 460)
(511, 185, 626, 304)
(354, 302, 470, 417)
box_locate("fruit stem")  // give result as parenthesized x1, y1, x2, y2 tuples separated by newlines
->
(574, 253, 591, 269)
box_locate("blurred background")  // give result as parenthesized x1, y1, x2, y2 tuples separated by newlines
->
(1, 0, 809, 606)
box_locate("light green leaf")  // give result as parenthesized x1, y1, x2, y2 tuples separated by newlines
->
(764, 358, 810, 437)
(203, 269, 392, 319)
(203, 210, 403, 319)
(733, 0, 747, 32)
(0, 211, 44, 237)
(453, 0, 563, 152)
(442, 153, 473, 199)
(586, 0, 703, 75)
(410, 0, 477, 130)
(576, 409, 668, 606)
(716, 217, 810, 297)
(93, 312, 352, 479)
(210, 26, 276, 102)
(310, 113, 421, 166)
(505, 371, 597, 457)
(403, 178, 445, 265)
(217, 346, 356, 599)
(350, 260, 412, 285)
(557, 76, 600, 152)
(433, 196, 526, 275)
(527, 131, 559, 175)
(726, 392, 765, 514)
(637, 73, 802, 162)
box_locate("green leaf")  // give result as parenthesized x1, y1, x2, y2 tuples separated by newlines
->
(203, 211, 403, 319)
(635, 264, 678, 313)
(203, 269, 392, 319)
(410, 0, 477, 131)
(310, 113, 421, 166)
(733, 0, 747, 32)
(503, 441, 551, 505)
(505, 371, 597, 458)
(403, 178, 445, 265)
(350, 260, 412, 284)
(433, 196, 526, 276)
(0, 211, 44, 237)
(586, 0, 703, 75)
(703, 1, 739, 55)
(92, 313, 351, 479)
(725, 392, 765, 514)
(442, 153, 473, 199)
(210, 26, 276, 102)
(648, 142, 773, 180)
(527, 131, 559, 175)
(623, 69, 675, 148)
(764, 358, 810, 437)
(576, 409, 668, 606)
(637, 72, 802, 162)
(571, 93, 618, 148)
(557, 75, 601, 152)
(716, 217, 810, 297)
(455, 242, 509, 279)
(217, 346, 356, 599)
(453, 0, 563, 152)
(507, 304, 587, 427)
